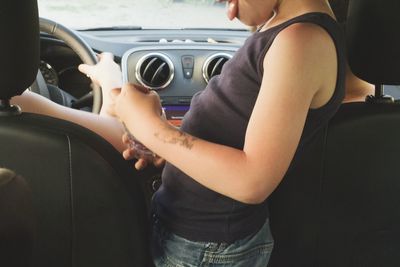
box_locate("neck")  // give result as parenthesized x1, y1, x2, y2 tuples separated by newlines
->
(263, 0, 333, 30)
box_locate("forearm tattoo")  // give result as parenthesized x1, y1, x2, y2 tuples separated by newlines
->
(154, 125, 197, 150)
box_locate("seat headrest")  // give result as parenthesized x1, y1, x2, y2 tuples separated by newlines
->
(329, 0, 349, 23)
(346, 0, 400, 85)
(0, 0, 39, 99)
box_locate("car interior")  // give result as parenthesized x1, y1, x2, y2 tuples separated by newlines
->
(0, 0, 400, 266)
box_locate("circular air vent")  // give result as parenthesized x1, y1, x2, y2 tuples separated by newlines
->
(135, 53, 174, 90)
(202, 53, 232, 83)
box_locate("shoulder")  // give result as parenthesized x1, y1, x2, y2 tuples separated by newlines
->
(275, 21, 335, 49)
(260, 21, 338, 100)
(263, 20, 337, 82)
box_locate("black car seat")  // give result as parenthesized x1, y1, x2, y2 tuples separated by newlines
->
(268, 0, 400, 266)
(0, 1, 151, 266)
(0, 169, 34, 267)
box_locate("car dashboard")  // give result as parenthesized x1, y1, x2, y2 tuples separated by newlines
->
(40, 28, 250, 126)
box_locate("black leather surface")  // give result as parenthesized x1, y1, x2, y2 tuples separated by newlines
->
(346, 0, 400, 85)
(329, 0, 349, 23)
(0, 172, 34, 267)
(268, 103, 400, 267)
(0, 0, 39, 99)
(0, 113, 152, 267)
(319, 103, 400, 267)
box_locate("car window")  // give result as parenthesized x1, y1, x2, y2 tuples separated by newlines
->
(37, 0, 245, 30)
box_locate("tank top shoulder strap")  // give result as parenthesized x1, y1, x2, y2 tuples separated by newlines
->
(254, 12, 346, 113)
(254, 12, 344, 48)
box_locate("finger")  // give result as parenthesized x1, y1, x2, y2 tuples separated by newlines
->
(109, 88, 121, 100)
(149, 90, 159, 97)
(122, 132, 131, 144)
(153, 157, 166, 168)
(99, 52, 114, 61)
(161, 108, 167, 120)
(133, 84, 151, 94)
(149, 90, 161, 103)
(78, 64, 93, 76)
(122, 148, 135, 160)
(123, 83, 150, 95)
(135, 158, 148, 170)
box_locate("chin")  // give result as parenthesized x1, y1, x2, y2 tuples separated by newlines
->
(238, 17, 262, 27)
(238, 13, 274, 27)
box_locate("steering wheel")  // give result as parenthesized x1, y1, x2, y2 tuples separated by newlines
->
(37, 18, 102, 114)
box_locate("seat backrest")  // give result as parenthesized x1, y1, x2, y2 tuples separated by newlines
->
(268, 103, 400, 267)
(0, 169, 34, 267)
(0, 0, 152, 266)
(0, 114, 152, 267)
(268, 0, 400, 266)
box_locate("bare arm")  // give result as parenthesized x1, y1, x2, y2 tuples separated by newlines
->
(11, 90, 126, 152)
(115, 24, 338, 203)
(342, 65, 374, 103)
(11, 53, 126, 152)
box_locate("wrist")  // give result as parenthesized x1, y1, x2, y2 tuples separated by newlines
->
(99, 85, 121, 117)
(124, 112, 165, 143)
(101, 80, 122, 91)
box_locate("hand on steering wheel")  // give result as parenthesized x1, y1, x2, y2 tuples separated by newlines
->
(78, 52, 122, 116)
(78, 53, 122, 90)
(40, 17, 102, 113)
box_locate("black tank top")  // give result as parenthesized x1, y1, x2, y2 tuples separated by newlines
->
(153, 12, 346, 243)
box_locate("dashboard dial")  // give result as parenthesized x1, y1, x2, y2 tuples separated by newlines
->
(39, 60, 59, 86)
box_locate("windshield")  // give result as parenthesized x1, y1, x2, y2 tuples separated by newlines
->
(38, 0, 245, 30)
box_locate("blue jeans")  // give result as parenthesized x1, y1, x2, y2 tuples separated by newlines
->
(151, 217, 274, 267)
